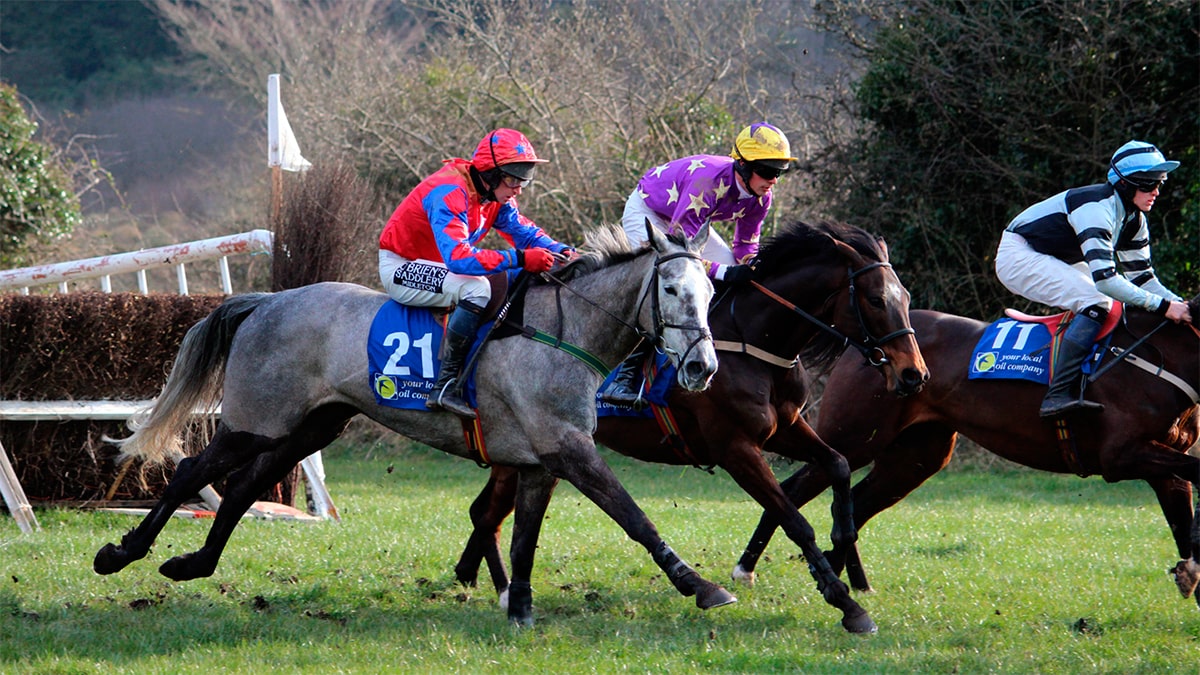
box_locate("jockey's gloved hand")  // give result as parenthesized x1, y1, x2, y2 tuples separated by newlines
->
(720, 264, 754, 286)
(519, 247, 556, 273)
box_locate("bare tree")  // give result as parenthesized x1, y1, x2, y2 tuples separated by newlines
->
(144, 0, 855, 244)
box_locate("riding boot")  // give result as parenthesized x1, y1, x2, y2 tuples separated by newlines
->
(427, 302, 483, 420)
(600, 341, 652, 408)
(1039, 311, 1105, 418)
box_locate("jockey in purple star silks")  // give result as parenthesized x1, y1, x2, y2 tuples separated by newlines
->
(379, 128, 575, 419)
(602, 122, 797, 407)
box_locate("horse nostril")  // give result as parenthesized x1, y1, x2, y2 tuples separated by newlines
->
(685, 361, 711, 382)
(897, 368, 924, 392)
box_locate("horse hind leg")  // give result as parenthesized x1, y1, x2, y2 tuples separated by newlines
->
(94, 424, 251, 575)
(158, 404, 355, 581)
(454, 466, 518, 605)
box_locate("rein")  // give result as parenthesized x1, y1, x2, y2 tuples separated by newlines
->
(748, 261, 914, 368)
(1090, 317, 1200, 404)
(516, 249, 713, 373)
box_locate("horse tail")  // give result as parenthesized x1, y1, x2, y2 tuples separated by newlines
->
(114, 293, 271, 466)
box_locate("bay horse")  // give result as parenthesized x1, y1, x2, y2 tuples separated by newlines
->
(93, 223, 732, 626)
(731, 298, 1200, 608)
(451, 219, 929, 633)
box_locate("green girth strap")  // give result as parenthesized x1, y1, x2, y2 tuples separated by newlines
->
(521, 327, 610, 377)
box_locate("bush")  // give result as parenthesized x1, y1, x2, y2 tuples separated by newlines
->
(0, 293, 223, 502)
(0, 83, 80, 267)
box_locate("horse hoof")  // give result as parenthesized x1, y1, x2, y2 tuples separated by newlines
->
(498, 588, 509, 611)
(1169, 559, 1200, 599)
(93, 543, 127, 575)
(730, 564, 756, 588)
(696, 584, 737, 610)
(159, 554, 213, 582)
(508, 614, 535, 628)
(842, 609, 878, 634)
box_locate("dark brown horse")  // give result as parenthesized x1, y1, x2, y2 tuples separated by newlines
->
(452, 219, 930, 633)
(732, 298, 1200, 607)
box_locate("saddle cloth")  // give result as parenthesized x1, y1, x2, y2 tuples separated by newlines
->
(967, 318, 1052, 384)
(968, 305, 1123, 385)
(596, 352, 676, 418)
(367, 301, 485, 410)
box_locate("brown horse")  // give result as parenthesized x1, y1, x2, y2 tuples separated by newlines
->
(731, 298, 1200, 607)
(452, 219, 929, 633)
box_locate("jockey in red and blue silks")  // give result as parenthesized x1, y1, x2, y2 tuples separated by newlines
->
(378, 128, 575, 420)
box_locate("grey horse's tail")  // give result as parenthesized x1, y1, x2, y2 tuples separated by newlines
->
(113, 293, 271, 466)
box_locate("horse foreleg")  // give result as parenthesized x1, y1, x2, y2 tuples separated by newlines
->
(94, 426, 249, 575)
(1102, 440, 1200, 605)
(1147, 478, 1195, 561)
(764, 422, 857, 568)
(718, 448, 875, 634)
(732, 464, 827, 586)
(539, 435, 735, 611)
(824, 424, 956, 590)
(505, 466, 558, 626)
(454, 466, 519, 601)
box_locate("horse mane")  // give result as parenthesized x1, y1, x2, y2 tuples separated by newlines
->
(544, 223, 663, 283)
(751, 219, 888, 372)
(752, 219, 886, 278)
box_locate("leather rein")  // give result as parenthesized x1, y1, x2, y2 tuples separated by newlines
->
(746, 260, 914, 368)
(521, 250, 714, 374)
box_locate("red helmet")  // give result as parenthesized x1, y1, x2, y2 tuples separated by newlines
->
(470, 128, 549, 179)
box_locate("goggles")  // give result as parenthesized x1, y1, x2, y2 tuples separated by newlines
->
(500, 173, 532, 189)
(1125, 176, 1164, 193)
(750, 163, 787, 181)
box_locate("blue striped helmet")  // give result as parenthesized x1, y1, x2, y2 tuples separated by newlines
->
(1107, 140, 1179, 185)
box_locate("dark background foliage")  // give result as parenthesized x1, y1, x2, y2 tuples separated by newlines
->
(813, 0, 1199, 317)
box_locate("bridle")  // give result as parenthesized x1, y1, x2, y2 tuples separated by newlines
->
(536, 249, 714, 372)
(749, 260, 914, 368)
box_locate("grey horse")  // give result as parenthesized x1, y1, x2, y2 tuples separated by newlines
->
(94, 222, 730, 625)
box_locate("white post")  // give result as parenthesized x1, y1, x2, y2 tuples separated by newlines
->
(0, 441, 39, 533)
(175, 263, 188, 295)
(301, 452, 339, 521)
(218, 257, 232, 294)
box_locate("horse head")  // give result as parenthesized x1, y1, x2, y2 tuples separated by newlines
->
(826, 230, 928, 396)
(643, 220, 718, 392)
(740, 219, 929, 397)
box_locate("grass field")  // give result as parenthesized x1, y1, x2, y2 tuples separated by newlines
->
(1, 435, 1197, 674)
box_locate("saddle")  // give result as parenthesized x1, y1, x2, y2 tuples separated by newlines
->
(1003, 302, 1123, 341)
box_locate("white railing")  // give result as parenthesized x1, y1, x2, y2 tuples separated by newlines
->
(0, 229, 338, 531)
(0, 229, 274, 295)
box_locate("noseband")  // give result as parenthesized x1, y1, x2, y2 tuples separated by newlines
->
(846, 261, 917, 366)
(750, 260, 914, 368)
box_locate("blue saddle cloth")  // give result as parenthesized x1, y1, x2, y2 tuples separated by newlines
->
(596, 352, 676, 418)
(968, 318, 1051, 384)
(367, 302, 486, 410)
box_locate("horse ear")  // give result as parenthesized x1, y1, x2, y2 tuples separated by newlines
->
(830, 235, 865, 267)
(876, 236, 890, 260)
(689, 222, 710, 254)
(645, 218, 667, 252)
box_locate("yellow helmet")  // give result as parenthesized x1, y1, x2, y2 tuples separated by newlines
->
(731, 123, 797, 170)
